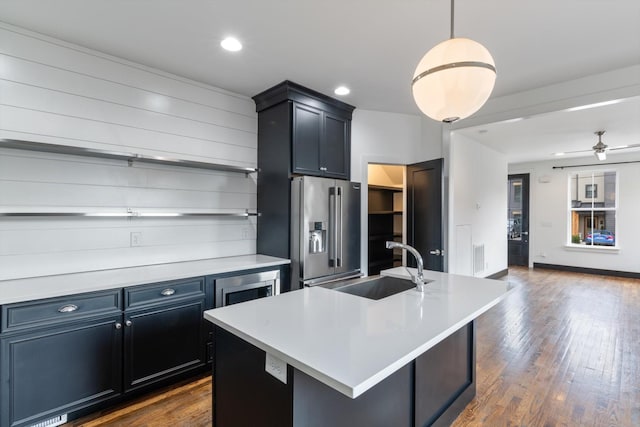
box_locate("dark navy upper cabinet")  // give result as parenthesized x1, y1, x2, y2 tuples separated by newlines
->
(253, 80, 355, 180)
(254, 81, 355, 260)
(292, 102, 323, 176)
(322, 112, 350, 179)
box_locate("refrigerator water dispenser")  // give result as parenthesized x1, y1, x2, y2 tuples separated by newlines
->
(309, 222, 326, 254)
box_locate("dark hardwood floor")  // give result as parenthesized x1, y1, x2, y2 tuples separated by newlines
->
(66, 267, 640, 426)
(65, 375, 212, 427)
(453, 267, 640, 427)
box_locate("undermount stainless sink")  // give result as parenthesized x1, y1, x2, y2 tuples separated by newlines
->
(333, 275, 432, 300)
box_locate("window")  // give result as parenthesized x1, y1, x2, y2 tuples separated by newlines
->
(514, 184, 522, 203)
(569, 171, 617, 247)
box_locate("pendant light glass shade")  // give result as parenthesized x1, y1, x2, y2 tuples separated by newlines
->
(412, 37, 496, 123)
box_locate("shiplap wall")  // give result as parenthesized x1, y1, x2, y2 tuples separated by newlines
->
(0, 23, 258, 280)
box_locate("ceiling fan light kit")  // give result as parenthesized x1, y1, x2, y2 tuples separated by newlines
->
(412, 0, 496, 123)
(593, 130, 607, 161)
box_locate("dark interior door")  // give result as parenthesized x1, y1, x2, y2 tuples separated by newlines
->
(508, 174, 529, 266)
(407, 159, 444, 272)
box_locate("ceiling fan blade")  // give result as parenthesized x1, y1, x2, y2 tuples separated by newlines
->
(560, 148, 593, 154)
(608, 143, 640, 151)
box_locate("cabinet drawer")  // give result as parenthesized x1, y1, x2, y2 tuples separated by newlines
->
(2, 289, 122, 332)
(125, 277, 205, 309)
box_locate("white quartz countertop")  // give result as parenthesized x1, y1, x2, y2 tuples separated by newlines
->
(0, 255, 290, 304)
(204, 267, 513, 399)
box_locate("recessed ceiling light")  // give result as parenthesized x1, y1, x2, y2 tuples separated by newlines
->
(478, 129, 488, 134)
(334, 86, 350, 96)
(221, 37, 242, 52)
(554, 152, 565, 156)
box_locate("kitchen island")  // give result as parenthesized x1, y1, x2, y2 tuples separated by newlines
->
(204, 268, 512, 426)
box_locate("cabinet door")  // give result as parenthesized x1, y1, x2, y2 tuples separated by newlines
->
(123, 299, 206, 392)
(292, 102, 323, 176)
(323, 113, 350, 180)
(1, 316, 122, 427)
(414, 322, 475, 426)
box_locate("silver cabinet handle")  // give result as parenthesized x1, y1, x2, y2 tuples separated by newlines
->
(320, 167, 327, 171)
(58, 304, 78, 313)
(115, 322, 122, 329)
(125, 320, 132, 327)
(429, 249, 442, 256)
(160, 288, 175, 296)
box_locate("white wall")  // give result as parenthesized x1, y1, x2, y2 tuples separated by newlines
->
(0, 23, 258, 280)
(448, 133, 508, 277)
(509, 151, 640, 273)
(351, 109, 443, 275)
(447, 64, 640, 276)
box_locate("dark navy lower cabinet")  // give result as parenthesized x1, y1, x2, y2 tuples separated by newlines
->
(123, 298, 206, 392)
(0, 315, 123, 427)
(213, 321, 476, 427)
(0, 278, 211, 427)
(0, 268, 281, 427)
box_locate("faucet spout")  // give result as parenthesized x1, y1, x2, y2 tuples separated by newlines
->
(385, 241, 426, 291)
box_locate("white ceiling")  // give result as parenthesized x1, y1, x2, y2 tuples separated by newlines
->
(455, 96, 640, 164)
(1, 0, 639, 163)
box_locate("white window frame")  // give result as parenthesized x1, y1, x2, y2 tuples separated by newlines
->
(567, 169, 618, 249)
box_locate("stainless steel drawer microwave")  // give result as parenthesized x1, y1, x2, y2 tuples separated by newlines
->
(215, 270, 280, 308)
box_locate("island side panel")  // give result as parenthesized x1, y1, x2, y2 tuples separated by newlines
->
(213, 327, 293, 427)
(292, 364, 413, 427)
(415, 321, 476, 427)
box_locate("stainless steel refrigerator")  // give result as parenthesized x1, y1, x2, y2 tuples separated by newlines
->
(291, 176, 361, 288)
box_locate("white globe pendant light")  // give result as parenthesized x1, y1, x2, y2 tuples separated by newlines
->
(412, 0, 496, 123)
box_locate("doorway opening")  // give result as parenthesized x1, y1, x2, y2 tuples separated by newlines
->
(508, 173, 530, 266)
(367, 164, 404, 275)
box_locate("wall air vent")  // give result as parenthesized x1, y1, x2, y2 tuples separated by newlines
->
(29, 414, 67, 427)
(473, 244, 485, 276)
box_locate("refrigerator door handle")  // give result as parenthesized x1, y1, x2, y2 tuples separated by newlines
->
(328, 187, 336, 267)
(337, 186, 342, 267)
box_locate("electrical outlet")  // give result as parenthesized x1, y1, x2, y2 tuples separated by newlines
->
(130, 232, 142, 247)
(265, 353, 287, 384)
(241, 227, 250, 239)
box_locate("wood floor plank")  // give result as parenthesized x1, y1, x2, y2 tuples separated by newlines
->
(64, 267, 640, 426)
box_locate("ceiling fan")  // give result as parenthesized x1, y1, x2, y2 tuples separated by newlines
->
(555, 130, 640, 161)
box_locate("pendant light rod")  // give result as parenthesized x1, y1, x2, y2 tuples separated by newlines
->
(450, 0, 455, 39)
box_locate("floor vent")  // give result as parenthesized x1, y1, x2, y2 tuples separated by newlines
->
(30, 414, 67, 427)
(473, 244, 485, 275)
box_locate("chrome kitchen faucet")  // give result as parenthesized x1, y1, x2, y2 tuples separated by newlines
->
(385, 242, 428, 292)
